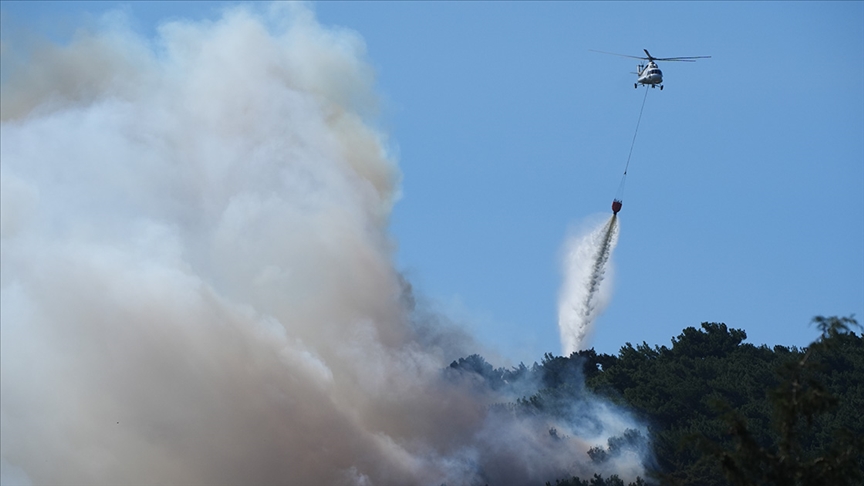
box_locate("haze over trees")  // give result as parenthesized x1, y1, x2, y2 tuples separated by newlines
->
(449, 316, 863, 485)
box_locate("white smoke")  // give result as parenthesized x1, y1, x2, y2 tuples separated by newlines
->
(1, 5, 644, 485)
(558, 216, 620, 355)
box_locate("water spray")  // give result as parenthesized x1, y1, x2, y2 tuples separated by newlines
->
(558, 215, 620, 354)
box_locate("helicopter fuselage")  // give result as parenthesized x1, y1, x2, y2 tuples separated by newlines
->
(637, 61, 663, 87)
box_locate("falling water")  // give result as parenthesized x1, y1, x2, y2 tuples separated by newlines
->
(558, 215, 620, 355)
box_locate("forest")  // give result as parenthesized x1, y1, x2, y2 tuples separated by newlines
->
(447, 316, 863, 485)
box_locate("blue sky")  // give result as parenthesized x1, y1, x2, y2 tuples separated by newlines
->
(3, 1, 862, 361)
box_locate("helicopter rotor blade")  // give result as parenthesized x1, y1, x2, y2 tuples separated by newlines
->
(591, 49, 711, 62)
(653, 56, 712, 61)
(589, 49, 647, 60)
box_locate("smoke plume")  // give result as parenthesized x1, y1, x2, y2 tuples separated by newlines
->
(1, 5, 644, 485)
(558, 215, 620, 355)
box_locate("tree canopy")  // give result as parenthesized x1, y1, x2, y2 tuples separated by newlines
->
(449, 316, 863, 485)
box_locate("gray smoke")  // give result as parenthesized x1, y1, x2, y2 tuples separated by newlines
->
(558, 215, 620, 354)
(1, 5, 644, 485)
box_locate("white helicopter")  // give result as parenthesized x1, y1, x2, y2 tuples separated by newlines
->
(591, 49, 710, 90)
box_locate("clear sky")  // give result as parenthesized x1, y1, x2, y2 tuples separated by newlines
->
(3, 1, 862, 362)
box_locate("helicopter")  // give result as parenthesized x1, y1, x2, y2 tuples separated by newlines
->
(590, 49, 710, 90)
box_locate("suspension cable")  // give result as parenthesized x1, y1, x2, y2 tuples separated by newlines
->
(616, 87, 649, 200)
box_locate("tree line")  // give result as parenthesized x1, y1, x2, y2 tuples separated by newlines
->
(448, 316, 863, 485)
